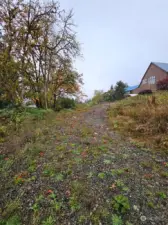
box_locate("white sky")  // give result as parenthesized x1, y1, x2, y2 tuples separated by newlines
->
(60, 0, 168, 98)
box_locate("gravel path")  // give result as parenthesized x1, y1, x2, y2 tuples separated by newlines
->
(79, 104, 168, 225)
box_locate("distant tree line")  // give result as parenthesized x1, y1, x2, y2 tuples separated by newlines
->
(90, 81, 127, 104)
(0, 0, 83, 109)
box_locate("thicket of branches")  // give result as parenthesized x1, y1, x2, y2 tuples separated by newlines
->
(0, 0, 83, 108)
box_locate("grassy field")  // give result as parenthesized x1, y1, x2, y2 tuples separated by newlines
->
(107, 91, 168, 153)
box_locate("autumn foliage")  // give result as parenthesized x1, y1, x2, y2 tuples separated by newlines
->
(157, 77, 168, 90)
(0, 0, 83, 109)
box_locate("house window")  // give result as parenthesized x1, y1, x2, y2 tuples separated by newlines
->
(148, 76, 156, 84)
(152, 76, 156, 84)
(142, 76, 156, 85)
(148, 77, 151, 84)
(142, 79, 147, 84)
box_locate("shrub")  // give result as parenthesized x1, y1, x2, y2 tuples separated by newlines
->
(157, 77, 168, 90)
(138, 89, 152, 95)
(55, 98, 76, 111)
(0, 100, 12, 109)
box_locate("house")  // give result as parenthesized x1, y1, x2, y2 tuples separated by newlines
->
(132, 62, 168, 94)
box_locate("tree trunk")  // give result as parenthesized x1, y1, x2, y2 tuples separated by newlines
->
(53, 93, 56, 109)
(44, 82, 48, 109)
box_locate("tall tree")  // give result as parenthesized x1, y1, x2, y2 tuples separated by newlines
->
(0, 0, 83, 108)
(113, 81, 127, 100)
(92, 90, 104, 104)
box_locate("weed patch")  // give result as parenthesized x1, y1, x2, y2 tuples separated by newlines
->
(107, 92, 168, 152)
(112, 195, 130, 214)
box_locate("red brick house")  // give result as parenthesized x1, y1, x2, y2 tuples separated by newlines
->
(132, 62, 168, 94)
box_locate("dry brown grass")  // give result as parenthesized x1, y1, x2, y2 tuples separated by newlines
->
(107, 92, 168, 153)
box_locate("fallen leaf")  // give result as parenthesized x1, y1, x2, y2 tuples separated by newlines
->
(144, 174, 153, 179)
(4, 157, 9, 161)
(46, 190, 53, 194)
(65, 190, 71, 197)
(39, 152, 44, 157)
(81, 151, 87, 158)
(110, 183, 116, 190)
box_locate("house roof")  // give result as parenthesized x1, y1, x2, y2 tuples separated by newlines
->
(152, 62, 168, 72)
(125, 85, 139, 92)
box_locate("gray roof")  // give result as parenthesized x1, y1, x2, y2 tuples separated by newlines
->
(152, 62, 168, 72)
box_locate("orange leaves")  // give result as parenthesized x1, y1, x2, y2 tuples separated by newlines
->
(39, 152, 44, 157)
(144, 174, 153, 179)
(14, 176, 25, 185)
(81, 151, 87, 158)
(4, 157, 9, 161)
(46, 189, 53, 195)
(162, 162, 168, 167)
(14, 171, 28, 185)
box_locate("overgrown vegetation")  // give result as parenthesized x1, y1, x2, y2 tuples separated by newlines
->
(55, 98, 76, 111)
(108, 91, 168, 152)
(89, 81, 127, 105)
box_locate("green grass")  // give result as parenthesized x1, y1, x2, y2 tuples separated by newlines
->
(0, 107, 54, 144)
(4, 215, 21, 225)
(0, 107, 50, 121)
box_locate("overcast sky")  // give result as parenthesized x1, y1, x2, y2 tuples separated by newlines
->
(60, 0, 168, 98)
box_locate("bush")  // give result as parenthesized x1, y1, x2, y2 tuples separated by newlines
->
(157, 77, 168, 90)
(138, 89, 152, 95)
(55, 98, 76, 111)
